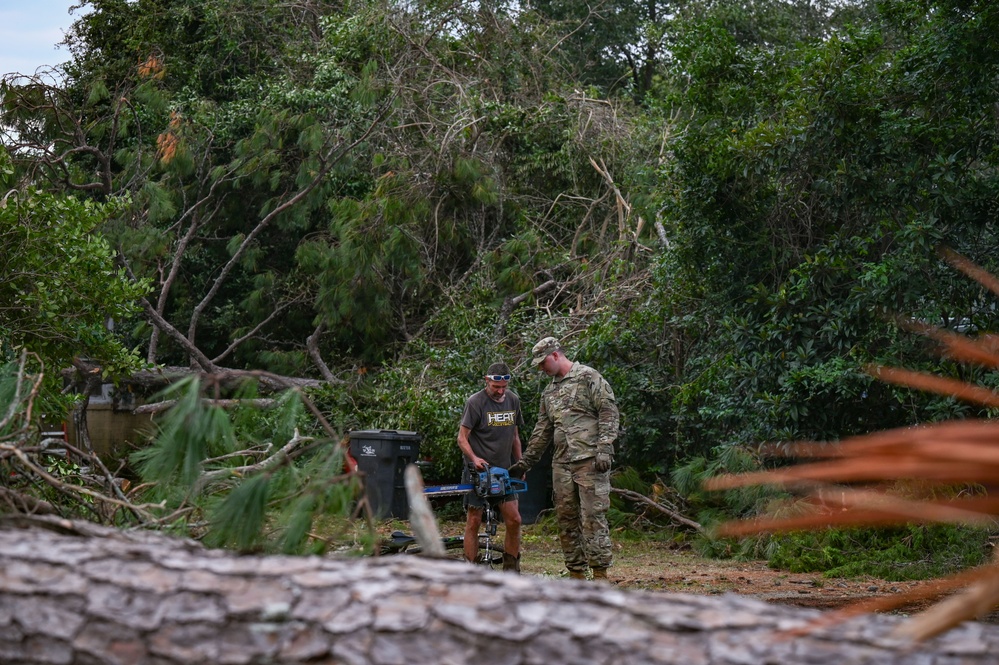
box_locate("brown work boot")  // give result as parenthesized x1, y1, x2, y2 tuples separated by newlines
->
(568, 569, 587, 580)
(591, 567, 609, 580)
(502, 552, 521, 573)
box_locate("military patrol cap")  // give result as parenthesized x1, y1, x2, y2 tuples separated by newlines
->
(531, 336, 561, 366)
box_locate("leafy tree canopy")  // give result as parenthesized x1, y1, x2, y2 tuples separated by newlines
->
(2, 0, 999, 564)
(0, 146, 148, 380)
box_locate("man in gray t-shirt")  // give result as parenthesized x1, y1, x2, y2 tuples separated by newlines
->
(457, 361, 525, 572)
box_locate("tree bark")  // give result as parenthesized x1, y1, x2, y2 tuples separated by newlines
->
(492, 279, 556, 342)
(1, 515, 997, 665)
(67, 358, 104, 455)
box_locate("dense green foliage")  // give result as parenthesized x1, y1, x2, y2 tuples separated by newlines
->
(650, 0, 999, 461)
(766, 524, 992, 581)
(0, 146, 148, 383)
(2, 0, 999, 571)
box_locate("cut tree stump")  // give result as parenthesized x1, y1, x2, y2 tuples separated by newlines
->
(0, 515, 996, 664)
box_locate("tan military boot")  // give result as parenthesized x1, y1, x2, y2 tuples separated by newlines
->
(591, 567, 609, 580)
(568, 569, 587, 580)
(502, 553, 521, 573)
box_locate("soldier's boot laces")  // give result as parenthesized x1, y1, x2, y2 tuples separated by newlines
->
(568, 569, 587, 580)
(591, 567, 609, 581)
(502, 553, 521, 573)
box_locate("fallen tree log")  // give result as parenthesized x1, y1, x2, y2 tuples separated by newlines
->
(0, 515, 997, 664)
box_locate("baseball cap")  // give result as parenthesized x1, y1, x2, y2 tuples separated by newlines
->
(531, 337, 560, 366)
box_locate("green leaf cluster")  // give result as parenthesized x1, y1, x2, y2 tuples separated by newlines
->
(642, 0, 999, 466)
(0, 165, 148, 410)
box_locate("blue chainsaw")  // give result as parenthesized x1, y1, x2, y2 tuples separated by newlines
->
(423, 465, 528, 499)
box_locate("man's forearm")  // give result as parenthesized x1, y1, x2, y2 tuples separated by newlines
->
(518, 404, 553, 471)
(520, 431, 550, 469)
(596, 404, 619, 455)
(456, 432, 472, 459)
(457, 426, 484, 467)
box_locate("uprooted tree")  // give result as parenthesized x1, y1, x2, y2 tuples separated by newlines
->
(2, 514, 998, 665)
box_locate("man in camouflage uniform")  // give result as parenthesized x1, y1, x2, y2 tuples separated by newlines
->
(510, 337, 619, 580)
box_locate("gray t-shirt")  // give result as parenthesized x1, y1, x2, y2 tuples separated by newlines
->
(460, 389, 525, 468)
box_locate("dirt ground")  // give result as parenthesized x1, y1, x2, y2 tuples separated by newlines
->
(518, 525, 919, 610)
(408, 518, 999, 623)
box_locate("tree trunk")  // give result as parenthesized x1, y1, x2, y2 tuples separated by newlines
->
(0, 515, 996, 665)
(67, 359, 104, 455)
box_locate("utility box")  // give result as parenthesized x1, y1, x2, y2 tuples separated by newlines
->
(348, 429, 422, 519)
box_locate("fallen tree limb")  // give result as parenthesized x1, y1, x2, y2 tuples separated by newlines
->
(132, 398, 277, 415)
(0, 487, 54, 515)
(192, 429, 315, 493)
(492, 279, 557, 341)
(612, 486, 706, 535)
(61, 363, 325, 396)
(1, 446, 165, 524)
(1, 515, 998, 664)
(404, 463, 445, 557)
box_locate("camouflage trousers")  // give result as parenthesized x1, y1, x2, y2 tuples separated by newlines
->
(552, 457, 612, 572)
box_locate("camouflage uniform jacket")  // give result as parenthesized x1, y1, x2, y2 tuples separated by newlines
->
(522, 362, 619, 467)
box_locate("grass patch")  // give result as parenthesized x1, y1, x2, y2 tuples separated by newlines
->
(765, 524, 994, 581)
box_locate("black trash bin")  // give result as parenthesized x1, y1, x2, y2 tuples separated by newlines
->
(518, 445, 553, 525)
(349, 429, 422, 519)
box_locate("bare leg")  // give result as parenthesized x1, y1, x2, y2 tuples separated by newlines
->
(464, 506, 483, 562)
(498, 499, 522, 557)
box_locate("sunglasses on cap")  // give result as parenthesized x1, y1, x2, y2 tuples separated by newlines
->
(485, 374, 511, 381)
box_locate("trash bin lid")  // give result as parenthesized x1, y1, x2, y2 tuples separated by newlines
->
(348, 429, 421, 441)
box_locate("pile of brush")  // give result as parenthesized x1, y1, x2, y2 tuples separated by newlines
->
(706, 249, 999, 641)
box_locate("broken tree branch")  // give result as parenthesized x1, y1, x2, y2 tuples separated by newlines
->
(611, 487, 705, 535)
(404, 463, 445, 557)
(132, 398, 278, 415)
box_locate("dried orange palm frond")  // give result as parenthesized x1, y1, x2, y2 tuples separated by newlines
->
(706, 421, 999, 489)
(897, 320, 999, 369)
(941, 247, 999, 298)
(718, 486, 999, 537)
(707, 250, 999, 641)
(784, 419, 999, 457)
(869, 366, 999, 407)
(781, 559, 999, 640)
